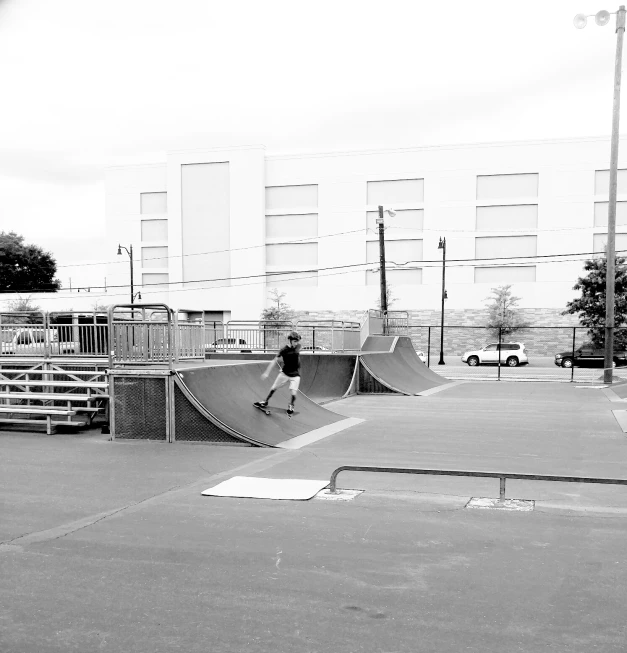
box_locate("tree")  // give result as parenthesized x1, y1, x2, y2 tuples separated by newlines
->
(374, 281, 397, 313)
(2, 296, 43, 324)
(485, 285, 528, 339)
(563, 252, 627, 348)
(0, 231, 61, 293)
(260, 288, 295, 324)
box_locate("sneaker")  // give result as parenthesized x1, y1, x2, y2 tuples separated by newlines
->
(255, 401, 268, 408)
(287, 404, 294, 414)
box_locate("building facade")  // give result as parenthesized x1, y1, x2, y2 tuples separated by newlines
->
(104, 136, 627, 322)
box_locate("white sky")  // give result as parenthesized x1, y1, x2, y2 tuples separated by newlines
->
(0, 0, 623, 294)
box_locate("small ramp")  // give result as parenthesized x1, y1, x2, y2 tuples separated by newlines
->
(176, 362, 361, 448)
(359, 336, 450, 395)
(298, 354, 358, 404)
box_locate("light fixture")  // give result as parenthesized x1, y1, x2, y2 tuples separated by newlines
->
(596, 9, 611, 25)
(574, 13, 588, 28)
(117, 245, 122, 255)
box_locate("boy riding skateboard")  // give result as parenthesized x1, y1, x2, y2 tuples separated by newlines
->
(254, 331, 302, 415)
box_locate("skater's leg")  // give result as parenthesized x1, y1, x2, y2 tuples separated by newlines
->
(287, 376, 300, 413)
(263, 372, 289, 405)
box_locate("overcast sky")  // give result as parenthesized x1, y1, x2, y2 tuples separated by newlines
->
(0, 0, 623, 294)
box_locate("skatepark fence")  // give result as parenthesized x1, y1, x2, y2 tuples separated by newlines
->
(0, 310, 109, 358)
(328, 465, 627, 500)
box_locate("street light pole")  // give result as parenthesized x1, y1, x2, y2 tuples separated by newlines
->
(117, 244, 135, 304)
(438, 237, 447, 365)
(575, 6, 627, 383)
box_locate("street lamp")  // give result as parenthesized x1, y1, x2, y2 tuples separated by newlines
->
(375, 205, 397, 324)
(575, 6, 626, 383)
(117, 244, 139, 304)
(437, 237, 447, 365)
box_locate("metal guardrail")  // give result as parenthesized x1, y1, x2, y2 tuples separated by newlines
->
(328, 465, 627, 499)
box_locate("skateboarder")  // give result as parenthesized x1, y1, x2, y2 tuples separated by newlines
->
(254, 331, 302, 415)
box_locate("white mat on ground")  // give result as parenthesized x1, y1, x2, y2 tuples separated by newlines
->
(201, 476, 329, 500)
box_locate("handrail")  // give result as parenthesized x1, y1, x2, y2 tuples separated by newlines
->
(328, 465, 627, 499)
(108, 303, 174, 370)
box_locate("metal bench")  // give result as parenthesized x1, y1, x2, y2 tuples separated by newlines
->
(0, 406, 78, 435)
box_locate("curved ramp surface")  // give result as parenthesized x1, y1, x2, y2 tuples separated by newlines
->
(176, 362, 356, 447)
(298, 354, 357, 404)
(360, 336, 449, 395)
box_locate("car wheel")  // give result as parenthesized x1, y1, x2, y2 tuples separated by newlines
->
(561, 357, 573, 368)
(506, 356, 519, 367)
(467, 356, 479, 367)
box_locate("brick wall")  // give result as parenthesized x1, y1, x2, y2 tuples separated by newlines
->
(292, 308, 589, 356)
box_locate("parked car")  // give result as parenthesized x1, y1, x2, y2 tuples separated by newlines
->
(208, 338, 248, 351)
(461, 342, 528, 367)
(301, 345, 329, 351)
(554, 344, 627, 368)
(0, 328, 80, 355)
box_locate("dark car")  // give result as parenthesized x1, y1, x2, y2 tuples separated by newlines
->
(554, 344, 627, 368)
(207, 338, 250, 352)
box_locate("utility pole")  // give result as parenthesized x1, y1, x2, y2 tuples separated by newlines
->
(377, 205, 388, 319)
(604, 5, 626, 383)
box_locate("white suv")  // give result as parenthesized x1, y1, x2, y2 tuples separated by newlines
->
(461, 342, 528, 367)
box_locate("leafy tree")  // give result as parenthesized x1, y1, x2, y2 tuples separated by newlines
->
(485, 285, 528, 339)
(374, 281, 397, 313)
(260, 288, 295, 324)
(2, 296, 43, 324)
(563, 252, 627, 348)
(0, 232, 61, 292)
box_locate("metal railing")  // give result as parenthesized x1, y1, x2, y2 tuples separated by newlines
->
(294, 320, 361, 352)
(328, 465, 627, 500)
(0, 311, 108, 358)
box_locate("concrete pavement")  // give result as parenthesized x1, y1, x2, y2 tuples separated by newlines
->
(2, 382, 627, 652)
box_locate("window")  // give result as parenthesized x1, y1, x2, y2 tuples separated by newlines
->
(484, 344, 498, 351)
(595, 169, 627, 195)
(475, 235, 537, 259)
(265, 243, 318, 267)
(593, 232, 627, 254)
(142, 273, 169, 290)
(476, 174, 538, 200)
(265, 185, 318, 211)
(141, 220, 168, 241)
(367, 179, 424, 205)
(476, 205, 538, 231)
(474, 266, 536, 283)
(366, 209, 424, 233)
(141, 246, 168, 268)
(265, 214, 318, 240)
(366, 239, 423, 264)
(593, 202, 627, 227)
(140, 192, 167, 214)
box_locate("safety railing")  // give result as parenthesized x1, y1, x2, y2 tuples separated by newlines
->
(328, 465, 627, 499)
(0, 311, 109, 358)
(294, 320, 361, 352)
(108, 304, 175, 368)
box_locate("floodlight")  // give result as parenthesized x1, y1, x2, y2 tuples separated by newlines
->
(574, 13, 588, 28)
(596, 10, 611, 26)
(387, 208, 397, 217)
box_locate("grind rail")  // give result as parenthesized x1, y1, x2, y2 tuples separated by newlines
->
(328, 465, 627, 500)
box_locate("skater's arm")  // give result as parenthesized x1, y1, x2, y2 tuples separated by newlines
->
(261, 356, 280, 379)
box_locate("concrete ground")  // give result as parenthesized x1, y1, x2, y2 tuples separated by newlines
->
(2, 382, 627, 652)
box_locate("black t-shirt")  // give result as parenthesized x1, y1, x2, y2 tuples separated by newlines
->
(278, 344, 301, 377)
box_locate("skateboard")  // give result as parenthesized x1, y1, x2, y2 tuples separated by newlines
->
(253, 402, 297, 418)
(253, 402, 271, 415)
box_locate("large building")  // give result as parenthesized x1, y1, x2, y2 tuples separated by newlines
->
(104, 136, 627, 322)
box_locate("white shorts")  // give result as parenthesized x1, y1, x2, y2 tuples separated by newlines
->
(271, 372, 300, 393)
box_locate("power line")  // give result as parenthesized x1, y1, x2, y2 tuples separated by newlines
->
(8, 247, 627, 300)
